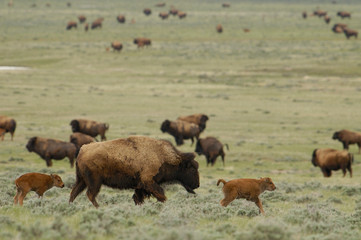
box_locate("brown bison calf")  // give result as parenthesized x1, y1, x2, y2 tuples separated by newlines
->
(66, 21, 77, 30)
(343, 28, 358, 39)
(314, 10, 327, 18)
(312, 148, 353, 177)
(177, 113, 209, 133)
(134, 38, 152, 48)
(195, 137, 229, 166)
(70, 132, 95, 157)
(302, 11, 307, 19)
(178, 12, 187, 19)
(0, 115, 16, 141)
(337, 11, 351, 19)
(333, 129, 361, 153)
(217, 177, 276, 215)
(111, 41, 123, 52)
(222, 3, 231, 8)
(14, 173, 64, 206)
(324, 15, 331, 24)
(216, 24, 223, 33)
(161, 120, 200, 146)
(70, 119, 109, 141)
(26, 137, 77, 167)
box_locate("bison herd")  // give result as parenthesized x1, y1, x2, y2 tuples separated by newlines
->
(303, 9, 358, 39)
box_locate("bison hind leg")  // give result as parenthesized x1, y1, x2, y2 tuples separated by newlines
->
(69, 179, 87, 203)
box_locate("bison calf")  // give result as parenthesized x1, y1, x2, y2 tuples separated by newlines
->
(0, 115, 16, 141)
(14, 173, 64, 206)
(333, 129, 361, 153)
(312, 148, 353, 177)
(177, 113, 209, 133)
(217, 177, 276, 215)
(195, 137, 228, 166)
(26, 137, 77, 167)
(161, 120, 200, 146)
(70, 119, 109, 141)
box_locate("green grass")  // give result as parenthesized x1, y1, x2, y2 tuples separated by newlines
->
(1, 0, 361, 239)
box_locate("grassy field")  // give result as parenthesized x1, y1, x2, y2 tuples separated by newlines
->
(1, 0, 361, 239)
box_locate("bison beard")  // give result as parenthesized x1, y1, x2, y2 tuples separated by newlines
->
(69, 136, 199, 207)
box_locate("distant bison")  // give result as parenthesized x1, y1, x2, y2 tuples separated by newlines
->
(313, 10, 327, 17)
(78, 15, 86, 23)
(159, 12, 169, 19)
(222, 3, 230, 8)
(134, 38, 151, 48)
(117, 15, 126, 23)
(243, 28, 250, 33)
(111, 41, 123, 51)
(302, 11, 307, 19)
(332, 23, 347, 33)
(66, 21, 77, 30)
(70, 119, 109, 141)
(91, 18, 103, 29)
(161, 120, 200, 146)
(312, 148, 353, 177)
(69, 136, 200, 207)
(324, 15, 331, 24)
(216, 24, 223, 33)
(0, 115, 16, 141)
(143, 8, 152, 16)
(333, 129, 361, 152)
(337, 11, 351, 19)
(178, 11, 187, 19)
(177, 113, 209, 132)
(26, 137, 76, 167)
(14, 173, 64, 206)
(70, 132, 95, 157)
(195, 137, 228, 166)
(343, 28, 358, 39)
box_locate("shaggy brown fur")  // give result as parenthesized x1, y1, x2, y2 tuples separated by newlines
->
(216, 24, 223, 33)
(159, 12, 169, 19)
(177, 113, 209, 133)
(84, 23, 89, 32)
(91, 18, 103, 29)
(155, 3, 165, 7)
(0, 115, 16, 141)
(324, 15, 331, 24)
(78, 15, 86, 23)
(312, 148, 353, 177)
(161, 120, 200, 146)
(111, 41, 123, 51)
(133, 38, 152, 48)
(217, 178, 276, 215)
(333, 129, 361, 153)
(14, 173, 64, 206)
(313, 10, 327, 17)
(69, 136, 200, 207)
(66, 21, 77, 30)
(337, 11, 351, 19)
(143, 8, 152, 16)
(70, 119, 109, 141)
(26, 137, 77, 167)
(169, 8, 178, 16)
(195, 137, 229, 166)
(178, 12, 187, 19)
(343, 28, 358, 39)
(332, 23, 347, 33)
(69, 132, 95, 157)
(117, 15, 126, 23)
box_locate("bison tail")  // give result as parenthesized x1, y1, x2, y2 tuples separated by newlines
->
(9, 119, 16, 133)
(224, 144, 229, 151)
(217, 179, 227, 186)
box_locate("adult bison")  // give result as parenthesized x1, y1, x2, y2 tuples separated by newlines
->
(216, 24, 223, 33)
(70, 119, 109, 141)
(195, 137, 228, 166)
(177, 113, 209, 133)
(69, 136, 200, 207)
(337, 11, 351, 19)
(160, 120, 200, 146)
(69, 132, 95, 157)
(91, 18, 103, 29)
(134, 38, 151, 48)
(66, 21, 77, 30)
(0, 115, 16, 141)
(178, 11, 187, 19)
(117, 15, 126, 23)
(78, 15, 86, 23)
(111, 41, 123, 51)
(311, 148, 353, 177)
(143, 8, 152, 16)
(333, 129, 361, 152)
(343, 28, 358, 39)
(159, 12, 169, 19)
(26, 137, 76, 167)
(332, 23, 347, 33)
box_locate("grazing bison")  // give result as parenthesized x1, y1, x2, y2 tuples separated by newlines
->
(332, 23, 347, 33)
(84, 23, 89, 32)
(133, 38, 151, 48)
(333, 129, 361, 152)
(324, 15, 331, 24)
(313, 10, 327, 17)
(70, 132, 95, 157)
(70, 119, 109, 141)
(195, 137, 228, 166)
(178, 11, 187, 19)
(117, 15, 126, 23)
(143, 8, 152, 16)
(312, 148, 353, 177)
(69, 136, 200, 207)
(302, 11, 307, 19)
(78, 15, 86, 23)
(217, 177, 276, 215)
(111, 41, 123, 52)
(159, 12, 169, 19)
(66, 21, 77, 30)
(91, 18, 103, 29)
(243, 28, 250, 33)
(155, 2, 165, 7)
(14, 173, 64, 206)
(0, 115, 16, 141)
(177, 113, 209, 133)
(222, 3, 230, 8)
(26, 137, 77, 167)
(343, 28, 358, 39)
(337, 11, 351, 19)
(216, 24, 223, 33)
(161, 120, 200, 146)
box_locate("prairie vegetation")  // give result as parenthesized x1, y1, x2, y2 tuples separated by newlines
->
(1, 0, 361, 239)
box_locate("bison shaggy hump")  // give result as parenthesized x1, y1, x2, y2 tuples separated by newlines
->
(69, 136, 200, 207)
(312, 148, 353, 177)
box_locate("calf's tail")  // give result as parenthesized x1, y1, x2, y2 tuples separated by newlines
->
(217, 179, 227, 186)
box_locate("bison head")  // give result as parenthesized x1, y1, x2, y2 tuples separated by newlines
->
(133, 39, 138, 44)
(177, 152, 199, 193)
(70, 120, 80, 133)
(51, 174, 65, 188)
(160, 120, 171, 133)
(26, 137, 37, 152)
(194, 140, 203, 155)
(311, 149, 318, 167)
(332, 131, 340, 140)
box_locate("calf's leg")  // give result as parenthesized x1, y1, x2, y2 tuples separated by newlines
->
(254, 198, 265, 215)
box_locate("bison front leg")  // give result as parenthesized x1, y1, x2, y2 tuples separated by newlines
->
(321, 168, 332, 177)
(132, 189, 151, 205)
(144, 182, 166, 203)
(342, 142, 349, 150)
(254, 198, 265, 216)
